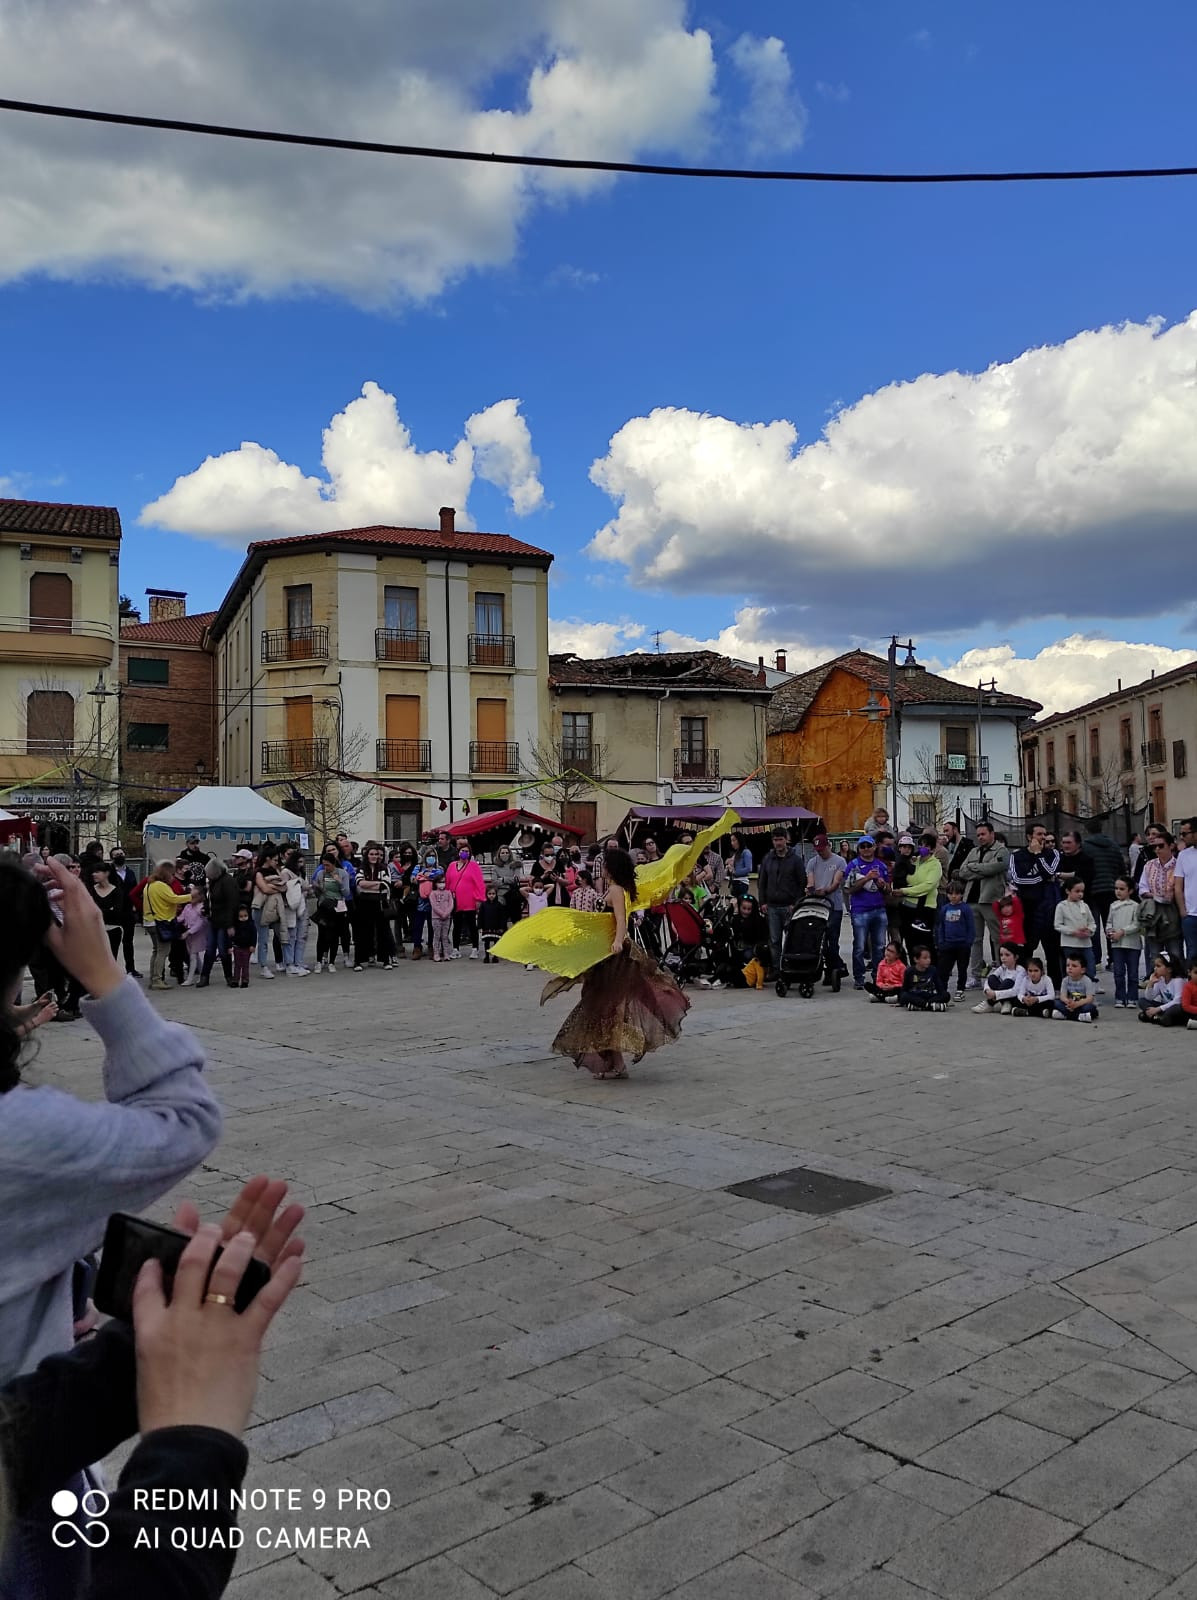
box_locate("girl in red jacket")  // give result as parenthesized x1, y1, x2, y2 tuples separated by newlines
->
(995, 891, 1025, 950)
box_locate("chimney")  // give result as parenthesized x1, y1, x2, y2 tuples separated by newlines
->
(146, 588, 186, 623)
(774, 650, 787, 673)
(439, 506, 455, 538)
(757, 655, 765, 670)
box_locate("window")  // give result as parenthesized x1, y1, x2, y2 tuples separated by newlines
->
(1089, 726, 1101, 777)
(1066, 733, 1078, 780)
(562, 711, 592, 752)
(944, 726, 970, 758)
(1120, 717, 1134, 771)
(1175, 740, 1187, 780)
(679, 716, 707, 776)
(1024, 746, 1037, 785)
(384, 586, 419, 632)
(1046, 739, 1056, 784)
(383, 799, 422, 845)
(910, 799, 936, 829)
(474, 592, 504, 636)
(1149, 706, 1163, 744)
(26, 689, 74, 752)
(128, 656, 169, 685)
(285, 584, 313, 631)
(28, 571, 72, 632)
(127, 722, 169, 751)
(1152, 782, 1168, 825)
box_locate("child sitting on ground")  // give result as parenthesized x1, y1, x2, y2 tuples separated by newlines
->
(1053, 953, 1099, 1022)
(1139, 952, 1185, 1024)
(934, 881, 975, 998)
(1012, 956, 1055, 1017)
(897, 945, 949, 1010)
(974, 944, 1026, 1014)
(866, 940, 906, 1003)
(994, 890, 1025, 952)
(477, 883, 509, 963)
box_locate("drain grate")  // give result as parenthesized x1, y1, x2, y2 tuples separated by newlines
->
(724, 1165, 891, 1215)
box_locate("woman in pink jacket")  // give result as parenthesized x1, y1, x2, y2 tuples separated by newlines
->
(444, 845, 487, 959)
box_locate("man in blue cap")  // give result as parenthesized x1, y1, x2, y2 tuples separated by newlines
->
(846, 834, 891, 989)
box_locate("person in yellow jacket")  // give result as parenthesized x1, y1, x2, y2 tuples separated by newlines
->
(899, 834, 943, 956)
(144, 861, 193, 990)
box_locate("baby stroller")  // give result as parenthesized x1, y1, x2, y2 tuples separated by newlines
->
(776, 898, 843, 998)
(659, 899, 709, 987)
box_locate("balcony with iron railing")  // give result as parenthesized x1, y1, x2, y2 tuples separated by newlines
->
(467, 634, 516, 668)
(0, 614, 115, 666)
(674, 748, 721, 783)
(0, 736, 75, 757)
(561, 744, 601, 777)
(376, 738, 432, 772)
(1144, 739, 1167, 770)
(375, 628, 430, 663)
(261, 626, 329, 663)
(470, 740, 519, 774)
(934, 754, 991, 785)
(261, 738, 329, 773)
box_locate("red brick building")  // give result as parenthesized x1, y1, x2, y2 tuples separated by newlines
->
(118, 589, 217, 842)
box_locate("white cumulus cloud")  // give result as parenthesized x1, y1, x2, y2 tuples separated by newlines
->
(587, 312, 1197, 634)
(0, 1, 794, 304)
(939, 636, 1195, 718)
(549, 618, 646, 656)
(140, 382, 543, 546)
(729, 34, 808, 153)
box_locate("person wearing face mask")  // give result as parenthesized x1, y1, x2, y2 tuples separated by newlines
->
(409, 850, 443, 959)
(444, 845, 486, 958)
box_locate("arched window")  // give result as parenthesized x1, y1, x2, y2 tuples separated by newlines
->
(29, 572, 73, 633)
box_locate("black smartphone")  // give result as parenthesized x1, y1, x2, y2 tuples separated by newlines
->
(94, 1213, 270, 1323)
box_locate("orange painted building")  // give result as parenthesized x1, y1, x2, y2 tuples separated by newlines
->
(768, 651, 1040, 835)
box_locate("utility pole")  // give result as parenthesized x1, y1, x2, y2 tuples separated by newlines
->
(975, 677, 997, 820)
(89, 671, 115, 848)
(886, 636, 917, 826)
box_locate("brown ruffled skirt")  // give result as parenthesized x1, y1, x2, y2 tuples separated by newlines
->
(542, 943, 690, 1070)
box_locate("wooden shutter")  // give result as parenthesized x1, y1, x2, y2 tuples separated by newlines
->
(385, 696, 420, 740)
(29, 572, 72, 632)
(285, 697, 313, 740)
(477, 699, 506, 741)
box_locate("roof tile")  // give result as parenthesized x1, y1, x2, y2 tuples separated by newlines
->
(768, 649, 1040, 733)
(550, 649, 765, 692)
(0, 498, 122, 540)
(248, 524, 552, 561)
(120, 610, 217, 646)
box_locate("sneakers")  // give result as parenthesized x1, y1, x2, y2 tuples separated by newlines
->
(469, 949, 479, 960)
(1079, 1013, 1094, 1024)
(383, 960, 396, 970)
(998, 1002, 1013, 1015)
(954, 989, 967, 1001)
(972, 1000, 991, 1014)
(286, 965, 309, 976)
(450, 949, 461, 960)
(353, 963, 363, 971)
(931, 1002, 948, 1012)
(1188, 1019, 1197, 1030)
(340, 954, 353, 969)
(258, 967, 275, 979)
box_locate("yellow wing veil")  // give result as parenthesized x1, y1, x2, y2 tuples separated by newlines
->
(492, 808, 740, 979)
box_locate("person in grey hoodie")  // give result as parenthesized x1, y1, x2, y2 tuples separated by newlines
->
(0, 856, 222, 1382)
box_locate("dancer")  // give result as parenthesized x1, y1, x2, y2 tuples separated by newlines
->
(494, 811, 737, 1079)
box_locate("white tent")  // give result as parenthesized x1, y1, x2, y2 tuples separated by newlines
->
(142, 786, 309, 863)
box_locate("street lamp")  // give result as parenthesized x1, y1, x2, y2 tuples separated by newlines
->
(887, 636, 917, 827)
(86, 670, 116, 849)
(975, 676, 998, 816)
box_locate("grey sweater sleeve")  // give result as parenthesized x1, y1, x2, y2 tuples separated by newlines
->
(0, 978, 222, 1301)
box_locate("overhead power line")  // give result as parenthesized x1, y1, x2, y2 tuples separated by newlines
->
(1, 97, 1195, 185)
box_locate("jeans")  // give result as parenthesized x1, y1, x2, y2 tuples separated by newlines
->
(1183, 914, 1197, 965)
(766, 904, 794, 975)
(851, 907, 889, 986)
(284, 913, 309, 968)
(1053, 999, 1098, 1019)
(825, 906, 844, 970)
(252, 906, 275, 966)
(1111, 947, 1139, 1005)
(411, 899, 431, 951)
(203, 924, 233, 983)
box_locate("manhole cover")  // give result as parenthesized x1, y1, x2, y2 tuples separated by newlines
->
(724, 1166, 891, 1215)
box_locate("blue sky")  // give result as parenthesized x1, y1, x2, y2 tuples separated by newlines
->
(3, 0, 1196, 710)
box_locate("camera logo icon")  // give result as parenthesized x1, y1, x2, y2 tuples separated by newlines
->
(50, 1487, 110, 1549)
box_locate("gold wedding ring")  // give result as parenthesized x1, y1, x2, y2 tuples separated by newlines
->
(204, 1292, 232, 1306)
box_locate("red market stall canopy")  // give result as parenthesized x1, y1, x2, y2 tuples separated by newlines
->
(0, 809, 36, 847)
(617, 804, 823, 835)
(444, 808, 585, 842)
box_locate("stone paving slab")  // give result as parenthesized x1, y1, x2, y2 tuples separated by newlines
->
(38, 951, 1197, 1597)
